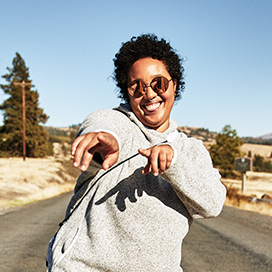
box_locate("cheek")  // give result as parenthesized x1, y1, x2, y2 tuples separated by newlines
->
(162, 89, 175, 105)
(129, 97, 141, 111)
(129, 99, 142, 118)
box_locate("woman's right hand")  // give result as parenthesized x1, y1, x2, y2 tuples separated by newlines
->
(71, 132, 119, 172)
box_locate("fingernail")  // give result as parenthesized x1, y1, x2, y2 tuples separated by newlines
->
(73, 162, 78, 167)
(71, 149, 75, 156)
(81, 165, 87, 171)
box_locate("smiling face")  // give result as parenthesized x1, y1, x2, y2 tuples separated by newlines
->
(128, 57, 176, 132)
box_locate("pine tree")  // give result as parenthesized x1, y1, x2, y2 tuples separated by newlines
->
(210, 125, 243, 177)
(0, 52, 49, 157)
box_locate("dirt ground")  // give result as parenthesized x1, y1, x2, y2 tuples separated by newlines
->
(0, 155, 272, 216)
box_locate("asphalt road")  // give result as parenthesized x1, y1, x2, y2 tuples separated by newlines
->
(1, 192, 272, 272)
(0, 192, 73, 272)
(182, 206, 272, 271)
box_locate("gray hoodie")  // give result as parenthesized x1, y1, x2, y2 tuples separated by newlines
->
(47, 104, 226, 272)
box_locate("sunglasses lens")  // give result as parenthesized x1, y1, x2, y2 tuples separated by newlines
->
(151, 77, 169, 93)
(128, 76, 170, 97)
(128, 80, 144, 98)
(138, 80, 144, 93)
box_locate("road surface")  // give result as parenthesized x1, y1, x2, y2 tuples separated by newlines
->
(0, 192, 272, 272)
(182, 205, 272, 271)
(0, 192, 72, 272)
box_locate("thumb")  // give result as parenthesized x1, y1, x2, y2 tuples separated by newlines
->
(138, 148, 151, 158)
(98, 134, 118, 152)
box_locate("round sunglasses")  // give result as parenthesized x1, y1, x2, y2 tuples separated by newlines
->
(128, 76, 173, 98)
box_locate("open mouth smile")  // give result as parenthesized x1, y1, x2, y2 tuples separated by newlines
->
(143, 102, 162, 112)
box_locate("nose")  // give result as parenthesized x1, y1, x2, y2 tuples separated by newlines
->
(144, 86, 157, 100)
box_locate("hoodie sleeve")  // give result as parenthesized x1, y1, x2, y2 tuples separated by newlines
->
(73, 108, 137, 174)
(162, 132, 226, 219)
(76, 109, 125, 146)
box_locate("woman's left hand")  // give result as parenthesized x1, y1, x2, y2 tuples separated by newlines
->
(138, 145, 174, 176)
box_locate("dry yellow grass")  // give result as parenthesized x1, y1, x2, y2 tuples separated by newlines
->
(0, 156, 77, 210)
(222, 171, 272, 217)
(240, 143, 272, 159)
(223, 184, 272, 217)
(222, 172, 272, 198)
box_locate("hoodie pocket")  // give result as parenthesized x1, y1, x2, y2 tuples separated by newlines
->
(53, 223, 82, 268)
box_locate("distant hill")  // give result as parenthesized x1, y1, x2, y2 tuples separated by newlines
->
(242, 136, 272, 146)
(45, 126, 272, 146)
(178, 126, 272, 146)
(260, 133, 272, 140)
(45, 126, 80, 144)
(178, 126, 217, 143)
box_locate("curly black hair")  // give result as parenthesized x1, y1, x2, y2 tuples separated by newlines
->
(113, 33, 185, 103)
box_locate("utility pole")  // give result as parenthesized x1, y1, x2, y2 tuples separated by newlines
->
(13, 80, 32, 161)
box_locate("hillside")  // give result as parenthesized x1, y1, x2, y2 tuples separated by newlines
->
(260, 133, 272, 140)
(178, 126, 217, 143)
(47, 126, 272, 162)
(178, 126, 272, 144)
(178, 126, 272, 169)
(0, 143, 80, 213)
(179, 126, 272, 148)
(47, 125, 272, 161)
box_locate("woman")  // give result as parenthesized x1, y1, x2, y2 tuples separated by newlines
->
(47, 34, 226, 272)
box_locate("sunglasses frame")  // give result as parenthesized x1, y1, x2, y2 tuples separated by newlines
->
(128, 76, 172, 98)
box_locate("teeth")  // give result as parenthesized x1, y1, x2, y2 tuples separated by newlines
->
(145, 103, 160, 111)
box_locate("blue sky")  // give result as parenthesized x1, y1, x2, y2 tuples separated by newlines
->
(0, 0, 271, 137)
